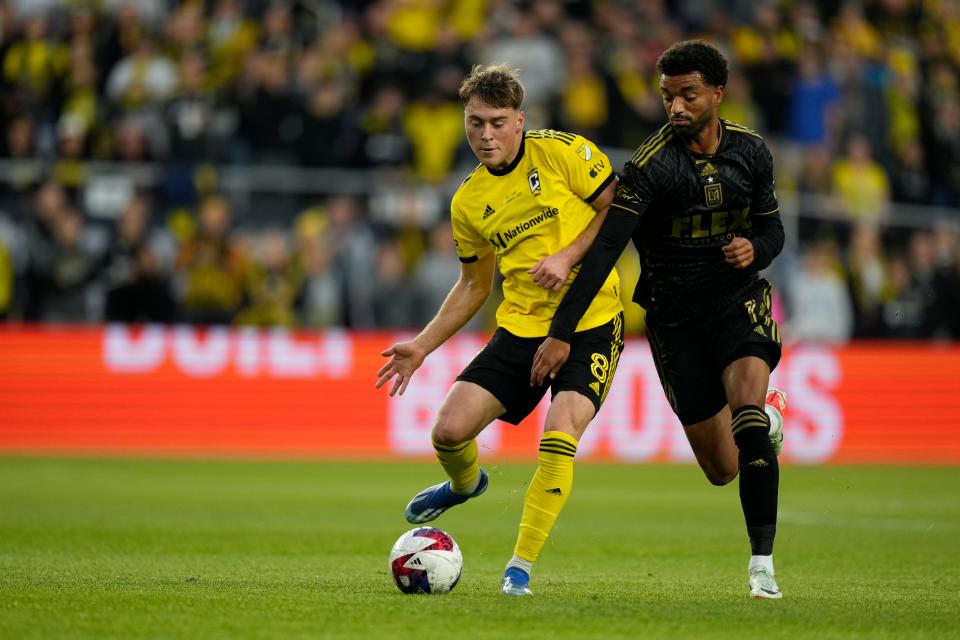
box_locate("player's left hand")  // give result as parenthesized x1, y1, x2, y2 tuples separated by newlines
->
(723, 237, 755, 269)
(528, 254, 572, 291)
(530, 337, 571, 386)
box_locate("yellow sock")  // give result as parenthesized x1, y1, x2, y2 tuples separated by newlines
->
(432, 439, 479, 494)
(513, 431, 578, 562)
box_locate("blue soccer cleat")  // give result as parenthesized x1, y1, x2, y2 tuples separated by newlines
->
(404, 469, 489, 524)
(501, 566, 532, 596)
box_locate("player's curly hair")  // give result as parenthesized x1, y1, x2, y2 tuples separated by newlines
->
(656, 40, 729, 88)
(458, 64, 524, 109)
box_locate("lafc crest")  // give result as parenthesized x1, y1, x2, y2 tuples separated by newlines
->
(704, 183, 723, 207)
(528, 167, 542, 196)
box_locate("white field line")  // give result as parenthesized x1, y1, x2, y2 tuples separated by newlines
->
(779, 510, 960, 533)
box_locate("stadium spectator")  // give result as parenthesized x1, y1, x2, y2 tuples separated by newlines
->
(831, 134, 891, 222)
(890, 138, 933, 205)
(207, 0, 259, 89)
(299, 233, 342, 328)
(789, 236, 854, 342)
(163, 1, 206, 61)
(51, 114, 89, 192)
(104, 35, 178, 114)
(164, 50, 222, 164)
(730, 2, 797, 134)
(904, 229, 940, 336)
(325, 194, 377, 328)
(403, 67, 466, 182)
(932, 234, 960, 338)
(28, 205, 104, 323)
(103, 194, 176, 289)
(787, 51, 839, 146)
(477, 5, 564, 124)
(885, 45, 922, 158)
(299, 80, 360, 168)
(410, 220, 459, 327)
(882, 254, 929, 338)
(2, 114, 37, 160)
(2, 12, 67, 122)
(846, 222, 890, 338)
(235, 47, 299, 164)
(235, 228, 302, 327)
(920, 77, 960, 207)
(104, 242, 177, 324)
(371, 237, 416, 328)
(552, 20, 609, 142)
(719, 70, 761, 131)
(357, 82, 412, 171)
(175, 194, 246, 324)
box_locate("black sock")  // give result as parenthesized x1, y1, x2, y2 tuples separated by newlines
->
(732, 405, 779, 556)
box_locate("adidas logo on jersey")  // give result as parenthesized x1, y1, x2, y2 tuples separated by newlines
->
(545, 487, 563, 495)
(482, 204, 496, 219)
(700, 161, 718, 177)
(589, 382, 600, 396)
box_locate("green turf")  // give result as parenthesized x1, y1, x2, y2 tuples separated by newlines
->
(1, 457, 957, 639)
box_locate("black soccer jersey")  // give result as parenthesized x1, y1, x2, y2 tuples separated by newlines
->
(549, 119, 785, 340)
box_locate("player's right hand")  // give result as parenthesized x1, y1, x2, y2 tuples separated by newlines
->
(528, 253, 572, 291)
(530, 337, 571, 387)
(376, 341, 426, 396)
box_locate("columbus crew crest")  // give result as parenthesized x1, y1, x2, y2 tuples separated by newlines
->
(528, 168, 542, 196)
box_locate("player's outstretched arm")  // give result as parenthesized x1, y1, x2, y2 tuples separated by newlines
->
(529, 179, 618, 291)
(377, 252, 495, 396)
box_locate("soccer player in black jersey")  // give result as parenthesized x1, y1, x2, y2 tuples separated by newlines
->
(530, 41, 788, 599)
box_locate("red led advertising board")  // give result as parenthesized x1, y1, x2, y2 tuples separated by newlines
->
(1, 326, 957, 463)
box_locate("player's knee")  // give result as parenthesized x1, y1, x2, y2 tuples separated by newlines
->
(702, 461, 738, 486)
(705, 468, 737, 486)
(431, 417, 469, 448)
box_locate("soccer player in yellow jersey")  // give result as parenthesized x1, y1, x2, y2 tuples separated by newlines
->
(377, 64, 624, 596)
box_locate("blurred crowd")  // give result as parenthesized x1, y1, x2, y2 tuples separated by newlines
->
(0, 0, 958, 341)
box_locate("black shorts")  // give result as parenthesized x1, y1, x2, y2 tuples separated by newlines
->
(456, 312, 625, 425)
(646, 280, 782, 426)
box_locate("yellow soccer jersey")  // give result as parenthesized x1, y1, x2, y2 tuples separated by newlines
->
(450, 130, 622, 338)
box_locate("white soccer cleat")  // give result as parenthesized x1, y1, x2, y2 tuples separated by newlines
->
(765, 388, 787, 457)
(748, 566, 783, 600)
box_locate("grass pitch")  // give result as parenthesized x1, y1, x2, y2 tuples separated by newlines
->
(1, 457, 957, 639)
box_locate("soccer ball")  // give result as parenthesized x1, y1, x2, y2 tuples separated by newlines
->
(389, 527, 463, 594)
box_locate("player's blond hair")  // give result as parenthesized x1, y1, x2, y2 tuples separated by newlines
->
(458, 64, 524, 109)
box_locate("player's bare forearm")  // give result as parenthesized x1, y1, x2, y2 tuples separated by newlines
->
(377, 253, 494, 396)
(566, 177, 618, 265)
(562, 207, 609, 265)
(529, 208, 608, 291)
(414, 272, 491, 354)
(529, 178, 617, 291)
